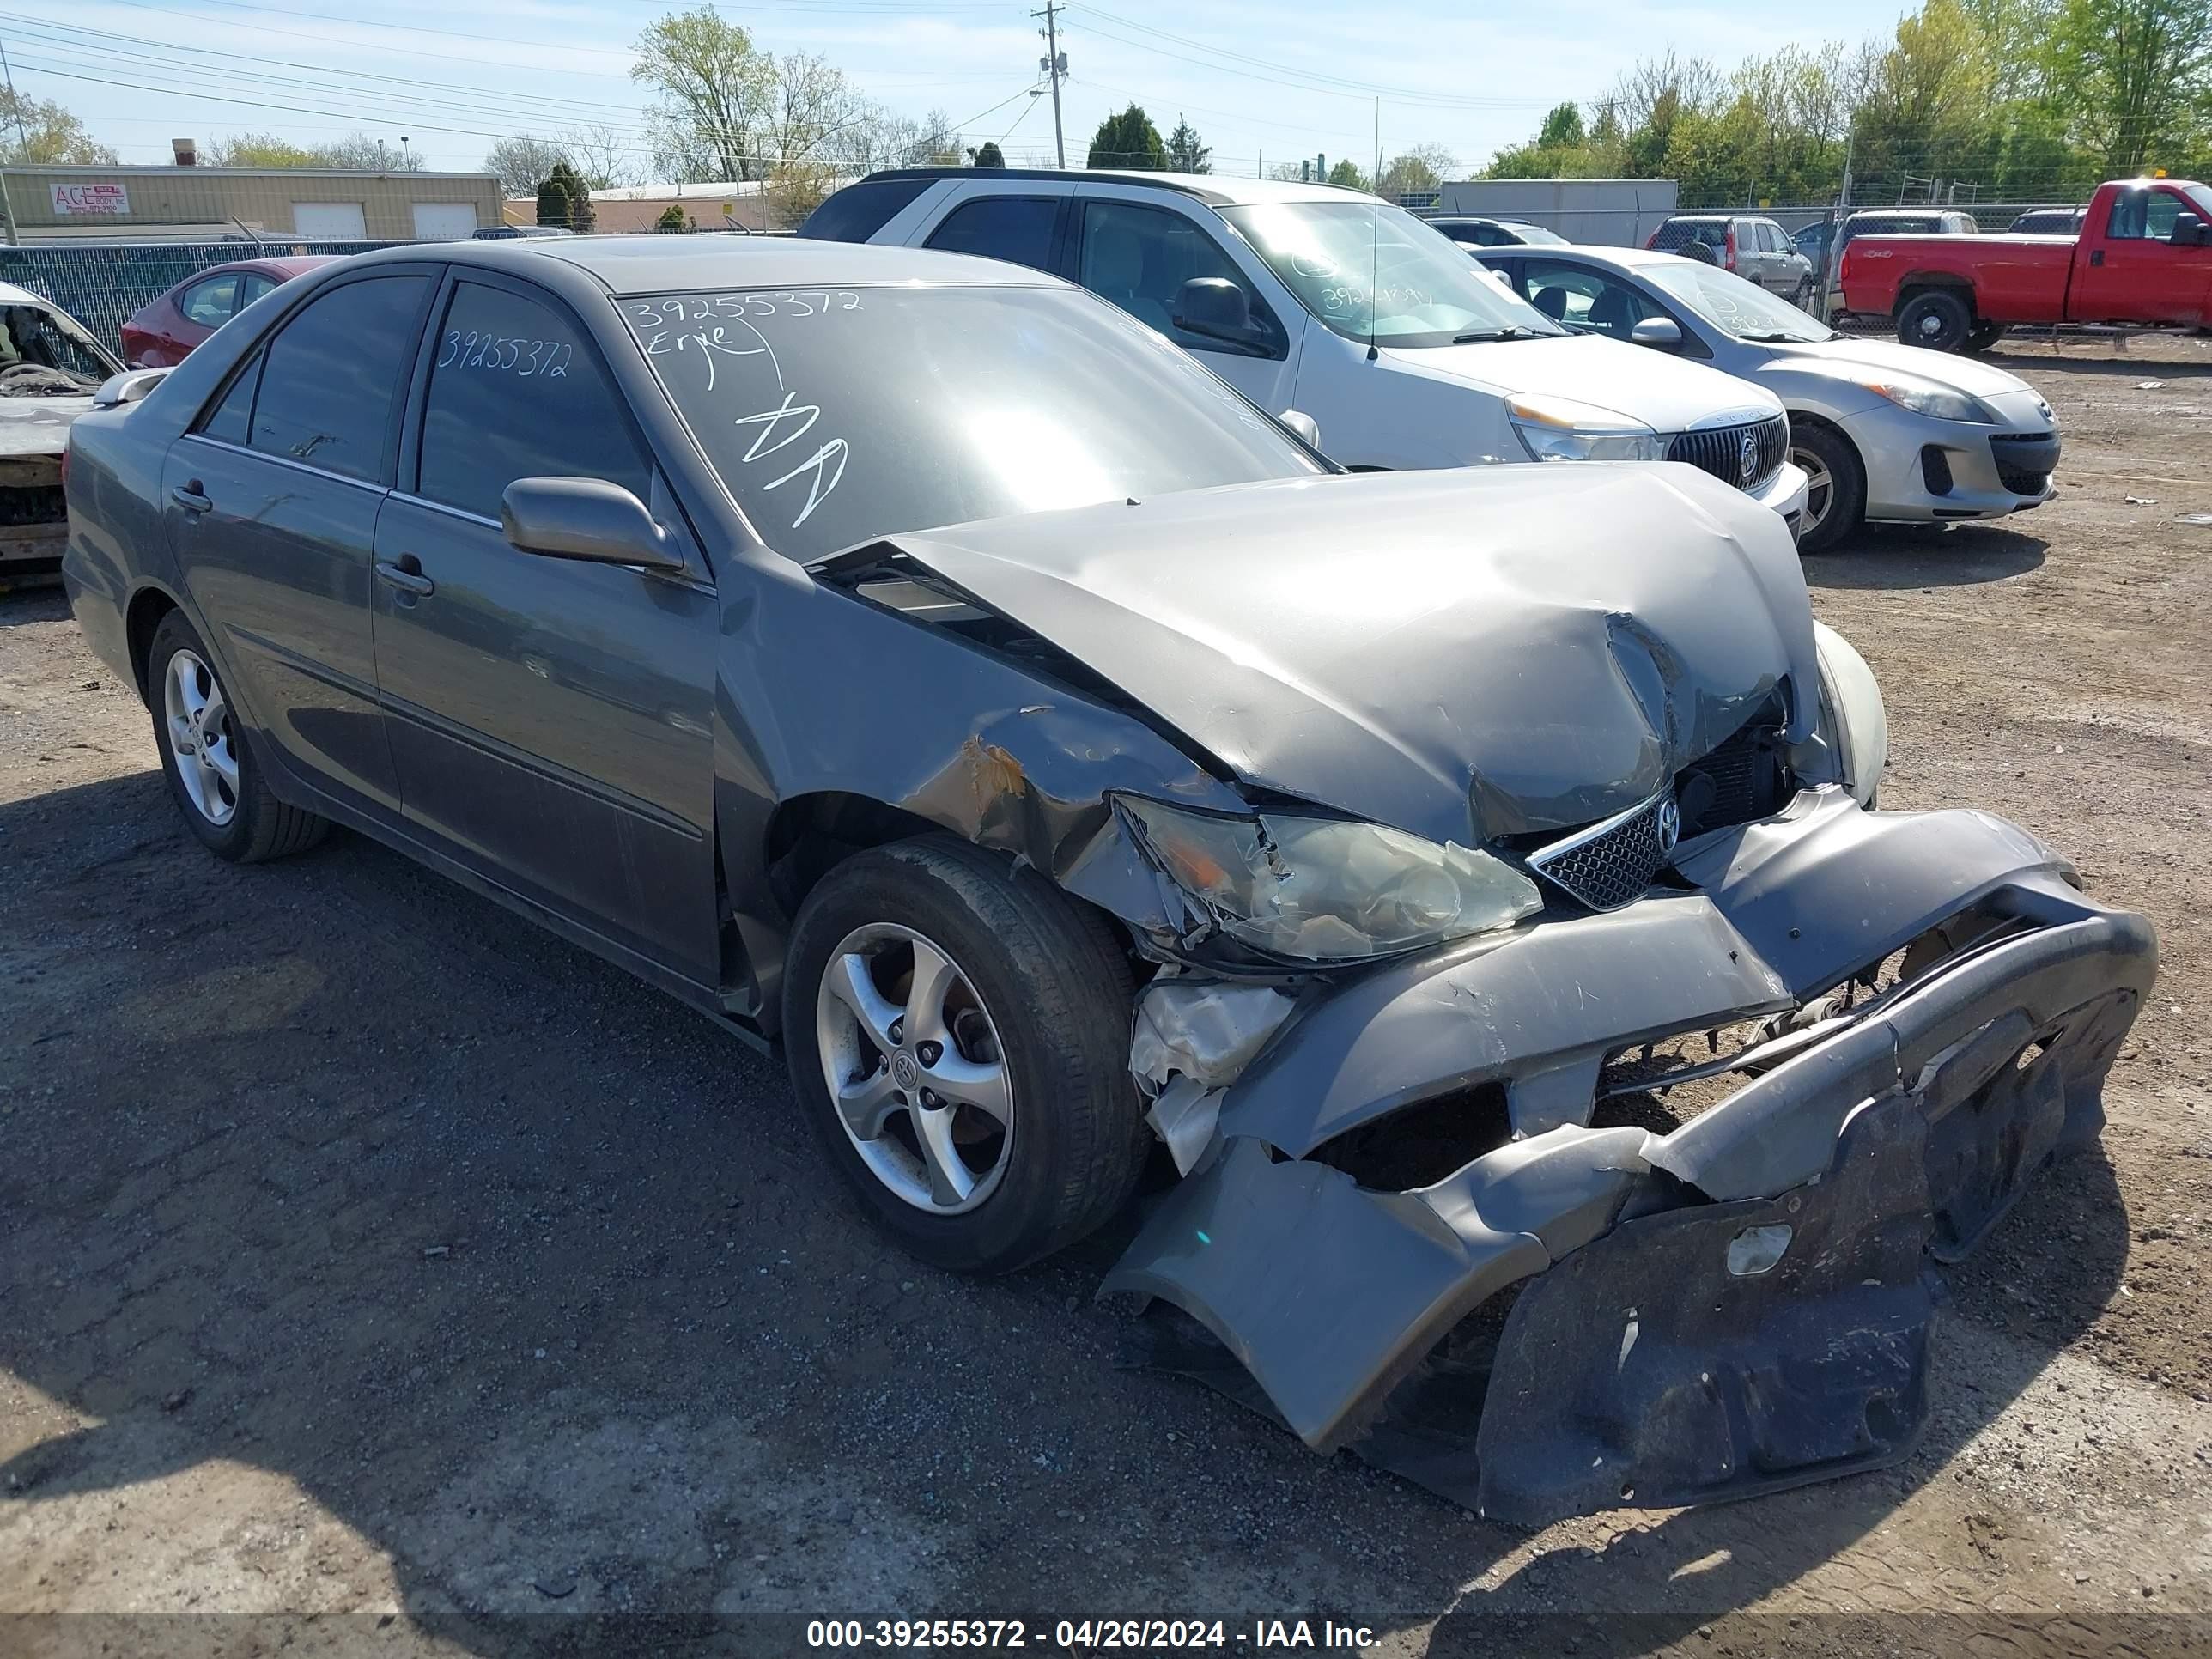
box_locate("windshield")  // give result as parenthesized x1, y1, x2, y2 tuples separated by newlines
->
(622, 283, 1322, 562)
(1642, 260, 1836, 343)
(1220, 200, 1565, 347)
(0, 301, 115, 391)
(1505, 222, 1567, 245)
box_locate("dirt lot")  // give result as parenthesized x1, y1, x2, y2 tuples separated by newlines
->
(3, 336, 2209, 1657)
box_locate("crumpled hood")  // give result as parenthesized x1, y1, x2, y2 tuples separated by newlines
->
(1381, 331, 1781, 435)
(0, 392, 94, 458)
(1760, 337, 2043, 404)
(871, 465, 1820, 846)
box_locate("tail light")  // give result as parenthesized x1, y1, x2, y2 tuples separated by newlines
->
(1644, 228, 1660, 249)
(59, 439, 70, 492)
(1723, 226, 1739, 270)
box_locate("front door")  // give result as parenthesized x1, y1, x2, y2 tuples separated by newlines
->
(162, 268, 436, 817)
(1069, 189, 1301, 415)
(2075, 185, 2212, 326)
(369, 272, 720, 981)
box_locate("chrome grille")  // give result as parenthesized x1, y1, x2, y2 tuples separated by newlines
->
(1527, 788, 1678, 912)
(1668, 415, 1790, 492)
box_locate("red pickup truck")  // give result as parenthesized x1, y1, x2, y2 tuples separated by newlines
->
(1841, 177, 2212, 352)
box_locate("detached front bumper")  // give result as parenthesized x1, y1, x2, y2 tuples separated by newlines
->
(1103, 791, 2155, 1523)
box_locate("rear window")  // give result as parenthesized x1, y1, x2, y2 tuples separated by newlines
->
(1653, 221, 1727, 250)
(798, 178, 935, 244)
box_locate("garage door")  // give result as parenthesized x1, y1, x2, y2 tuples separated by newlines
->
(292, 202, 367, 239)
(411, 203, 480, 240)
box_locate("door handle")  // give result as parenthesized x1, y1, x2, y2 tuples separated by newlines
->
(374, 558, 435, 598)
(170, 481, 212, 514)
(2090, 248, 2105, 267)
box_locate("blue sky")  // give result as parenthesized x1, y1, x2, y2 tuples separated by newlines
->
(9, 0, 1919, 181)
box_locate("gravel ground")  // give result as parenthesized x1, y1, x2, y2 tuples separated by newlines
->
(3, 335, 2209, 1657)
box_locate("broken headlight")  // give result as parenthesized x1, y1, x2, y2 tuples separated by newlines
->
(1121, 797, 1543, 962)
(1506, 394, 1667, 463)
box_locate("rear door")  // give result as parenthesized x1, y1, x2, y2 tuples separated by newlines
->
(162, 265, 437, 818)
(369, 270, 720, 981)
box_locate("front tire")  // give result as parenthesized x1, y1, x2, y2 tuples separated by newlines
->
(1897, 289, 1973, 352)
(1965, 320, 2008, 354)
(1790, 422, 1867, 554)
(781, 836, 1144, 1274)
(147, 611, 328, 862)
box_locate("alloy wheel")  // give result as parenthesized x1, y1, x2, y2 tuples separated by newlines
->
(814, 922, 1015, 1215)
(164, 648, 239, 827)
(1792, 445, 1834, 537)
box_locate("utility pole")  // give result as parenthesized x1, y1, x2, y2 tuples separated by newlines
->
(1033, 2, 1067, 168)
(0, 34, 27, 245)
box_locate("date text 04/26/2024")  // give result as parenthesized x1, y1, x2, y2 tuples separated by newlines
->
(805, 1619, 1379, 1650)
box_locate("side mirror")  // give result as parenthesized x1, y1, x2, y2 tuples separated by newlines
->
(1172, 276, 1257, 346)
(2172, 213, 2206, 246)
(89, 368, 171, 408)
(1630, 316, 1684, 349)
(1277, 409, 1322, 448)
(501, 477, 685, 573)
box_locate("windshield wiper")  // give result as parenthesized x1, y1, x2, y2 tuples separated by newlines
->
(1736, 331, 1811, 342)
(1452, 325, 1547, 343)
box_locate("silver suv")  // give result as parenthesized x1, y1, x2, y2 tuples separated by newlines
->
(1644, 214, 1814, 303)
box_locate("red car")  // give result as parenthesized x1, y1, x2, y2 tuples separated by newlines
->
(118, 256, 337, 368)
(1841, 177, 2211, 352)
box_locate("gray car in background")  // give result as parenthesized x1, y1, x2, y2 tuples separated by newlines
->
(61, 235, 2149, 1527)
(1478, 244, 2062, 550)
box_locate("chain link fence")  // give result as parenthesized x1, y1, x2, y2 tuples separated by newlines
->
(0, 240, 410, 356)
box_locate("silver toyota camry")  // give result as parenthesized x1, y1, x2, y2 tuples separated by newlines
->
(1474, 244, 2061, 552)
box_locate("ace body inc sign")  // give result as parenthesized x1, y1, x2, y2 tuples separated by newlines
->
(51, 182, 131, 216)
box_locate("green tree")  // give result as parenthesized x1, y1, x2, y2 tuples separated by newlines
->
(0, 88, 115, 164)
(656, 203, 692, 231)
(632, 7, 775, 181)
(1376, 142, 1455, 198)
(536, 174, 572, 229)
(968, 140, 1006, 167)
(2048, 0, 2212, 173)
(549, 161, 596, 232)
(205, 133, 324, 169)
(1537, 101, 1586, 149)
(1325, 158, 1368, 189)
(1166, 114, 1212, 172)
(1087, 103, 1166, 168)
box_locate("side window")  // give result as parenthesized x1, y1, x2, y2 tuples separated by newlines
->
(796, 176, 934, 243)
(1522, 260, 1653, 339)
(199, 355, 261, 447)
(248, 275, 428, 483)
(1078, 200, 1268, 350)
(924, 196, 1060, 271)
(179, 274, 240, 327)
(240, 272, 278, 307)
(2106, 190, 2148, 240)
(2146, 191, 2186, 240)
(416, 281, 652, 524)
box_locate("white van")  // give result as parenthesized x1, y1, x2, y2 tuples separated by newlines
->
(802, 171, 1808, 535)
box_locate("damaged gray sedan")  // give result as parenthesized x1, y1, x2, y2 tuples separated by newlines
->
(62, 239, 2154, 1524)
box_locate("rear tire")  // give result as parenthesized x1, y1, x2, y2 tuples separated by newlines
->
(147, 611, 328, 863)
(1965, 321, 2008, 354)
(1790, 422, 1867, 555)
(781, 835, 1144, 1274)
(1897, 289, 1973, 353)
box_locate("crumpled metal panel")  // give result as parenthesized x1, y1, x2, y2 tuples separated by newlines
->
(1106, 887, 2155, 1523)
(877, 463, 1819, 848)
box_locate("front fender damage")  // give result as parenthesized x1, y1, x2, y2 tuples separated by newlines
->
(1103, 811, 2156, 1525)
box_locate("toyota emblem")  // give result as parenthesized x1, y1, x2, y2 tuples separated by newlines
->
(1737, 429, 1759, 485)
(1656, 797, 1681, 853)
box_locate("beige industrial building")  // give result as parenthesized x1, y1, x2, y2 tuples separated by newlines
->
(2, 163, 505, 244)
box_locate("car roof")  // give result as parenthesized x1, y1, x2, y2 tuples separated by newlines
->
(1479, 244, 1692, 271)
(852, 166, 1366, 210)
(0, 280, 60, 308)
(185, 255, 337, 281)
(344, 234, 1077, 296)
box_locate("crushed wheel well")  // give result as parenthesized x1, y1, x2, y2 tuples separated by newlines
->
(762, 791, 942, 920)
